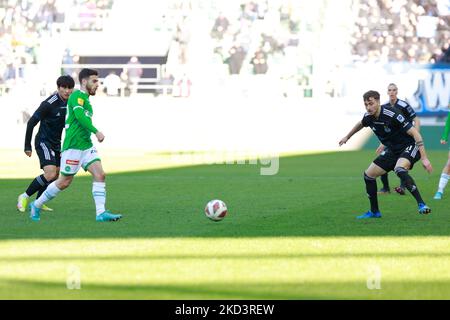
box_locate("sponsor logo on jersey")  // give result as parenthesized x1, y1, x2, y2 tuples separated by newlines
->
(66, 159, 80, 165)
(77, 98, 84, 106)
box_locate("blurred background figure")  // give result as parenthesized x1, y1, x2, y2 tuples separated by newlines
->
(251, 48, 268, 74)
(211, 12, 230, 40)
(103, 70, 121, 96)
(124, 56, 143, 95)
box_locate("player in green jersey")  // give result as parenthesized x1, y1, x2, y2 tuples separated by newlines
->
(30, 68, 122, 222)
(433, 106, 450, 200)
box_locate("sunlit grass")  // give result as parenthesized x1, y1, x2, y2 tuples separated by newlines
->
(1, 151, 450, 299)
(0, 237, 449, 299)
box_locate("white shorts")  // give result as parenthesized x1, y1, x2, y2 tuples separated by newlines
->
(60, 147, 101, 176)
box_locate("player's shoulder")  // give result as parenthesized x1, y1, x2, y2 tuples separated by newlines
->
(44, 93, 60, 105)
(362, 112, 374, 125)
(381, 106, 398, 118)
(396, 99, 410, 108)
(362, 112, 373, 120)
(69, 89, 81, 99)
(68, 90, 85, 106)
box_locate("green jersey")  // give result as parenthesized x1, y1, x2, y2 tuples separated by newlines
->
(62, 90, 98, 151)
(442, 111, 450, 142)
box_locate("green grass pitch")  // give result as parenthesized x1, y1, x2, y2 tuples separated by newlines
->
(1, 150, 449, 299)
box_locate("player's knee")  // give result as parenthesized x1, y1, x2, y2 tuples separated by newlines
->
(445, 160, 450, 169)
(57, 177, 72, 190)
(94, 172, 106, 182)
(59, 181, 69, 190)
(364, 171, 376, 181)
(44, 171, 58, 181)
(394, 166, 408, 176)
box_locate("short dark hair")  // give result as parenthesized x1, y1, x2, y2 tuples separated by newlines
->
(363, 90, 380, 101)
(78, 68, 98, 84)
(57, 75, 75, 88)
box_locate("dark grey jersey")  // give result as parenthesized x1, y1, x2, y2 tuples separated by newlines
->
(25, 93, 67, 152)
(381, 99, 416, 122)
(361, 106, 415, 154)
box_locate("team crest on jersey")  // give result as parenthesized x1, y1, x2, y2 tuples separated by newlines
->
(77, 98, 84, 106)
(396, 114, 405, 122)
(66, 159, 79, 165)
(384, 126, 391, 133)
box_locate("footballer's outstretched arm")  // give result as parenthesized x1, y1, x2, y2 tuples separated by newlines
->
(414, 116, 421, 132)
(24, 116, 39, 156)
(376, 143, 385, 154)
(406, 126, 432, 173)
(339, 121, 364, 146)
(24, 102, 50, 156)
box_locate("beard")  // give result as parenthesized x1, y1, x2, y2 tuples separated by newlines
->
(87, 87, 97, 95)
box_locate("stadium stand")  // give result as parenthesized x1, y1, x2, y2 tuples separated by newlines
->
(351, 0, 450, 63)
(1, 0, 449, 97)
(0, 0, 114, 94)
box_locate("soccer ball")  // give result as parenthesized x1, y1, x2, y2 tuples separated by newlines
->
(204, 199, 228, 221)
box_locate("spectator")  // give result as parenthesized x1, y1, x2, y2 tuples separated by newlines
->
(124, 56, 143, 95)
(225, 44, 246, 75)
(211, 12, 230, 40)
(251, 48, 268, 74)
(351, 0, 450, 63)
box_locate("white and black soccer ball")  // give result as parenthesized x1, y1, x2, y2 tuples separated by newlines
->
(204, 199, 228, 221)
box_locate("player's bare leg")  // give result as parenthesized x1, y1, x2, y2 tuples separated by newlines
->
(434, 151, 450, 200)
(30, 175, 73, 221)
(87, 161, 122, 222)
(39, 165, 59, 211)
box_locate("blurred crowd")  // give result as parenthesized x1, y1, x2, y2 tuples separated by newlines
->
(1, 0, 59, 88)
(69, 0, 113, 31)
(2, 0, 449, 98)
(351, 0, 450, 63)
(210, 1, 307, 76)
(0, 0, 113, 91)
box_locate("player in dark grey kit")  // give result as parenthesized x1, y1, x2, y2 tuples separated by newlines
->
(17, 75, 75, 213)
(377, 83, 421, 195)
(339, 90, 432, 218)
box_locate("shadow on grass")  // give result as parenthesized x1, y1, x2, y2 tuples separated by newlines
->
(1, 251, 450, 262)
(1, 278, 449, 299)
